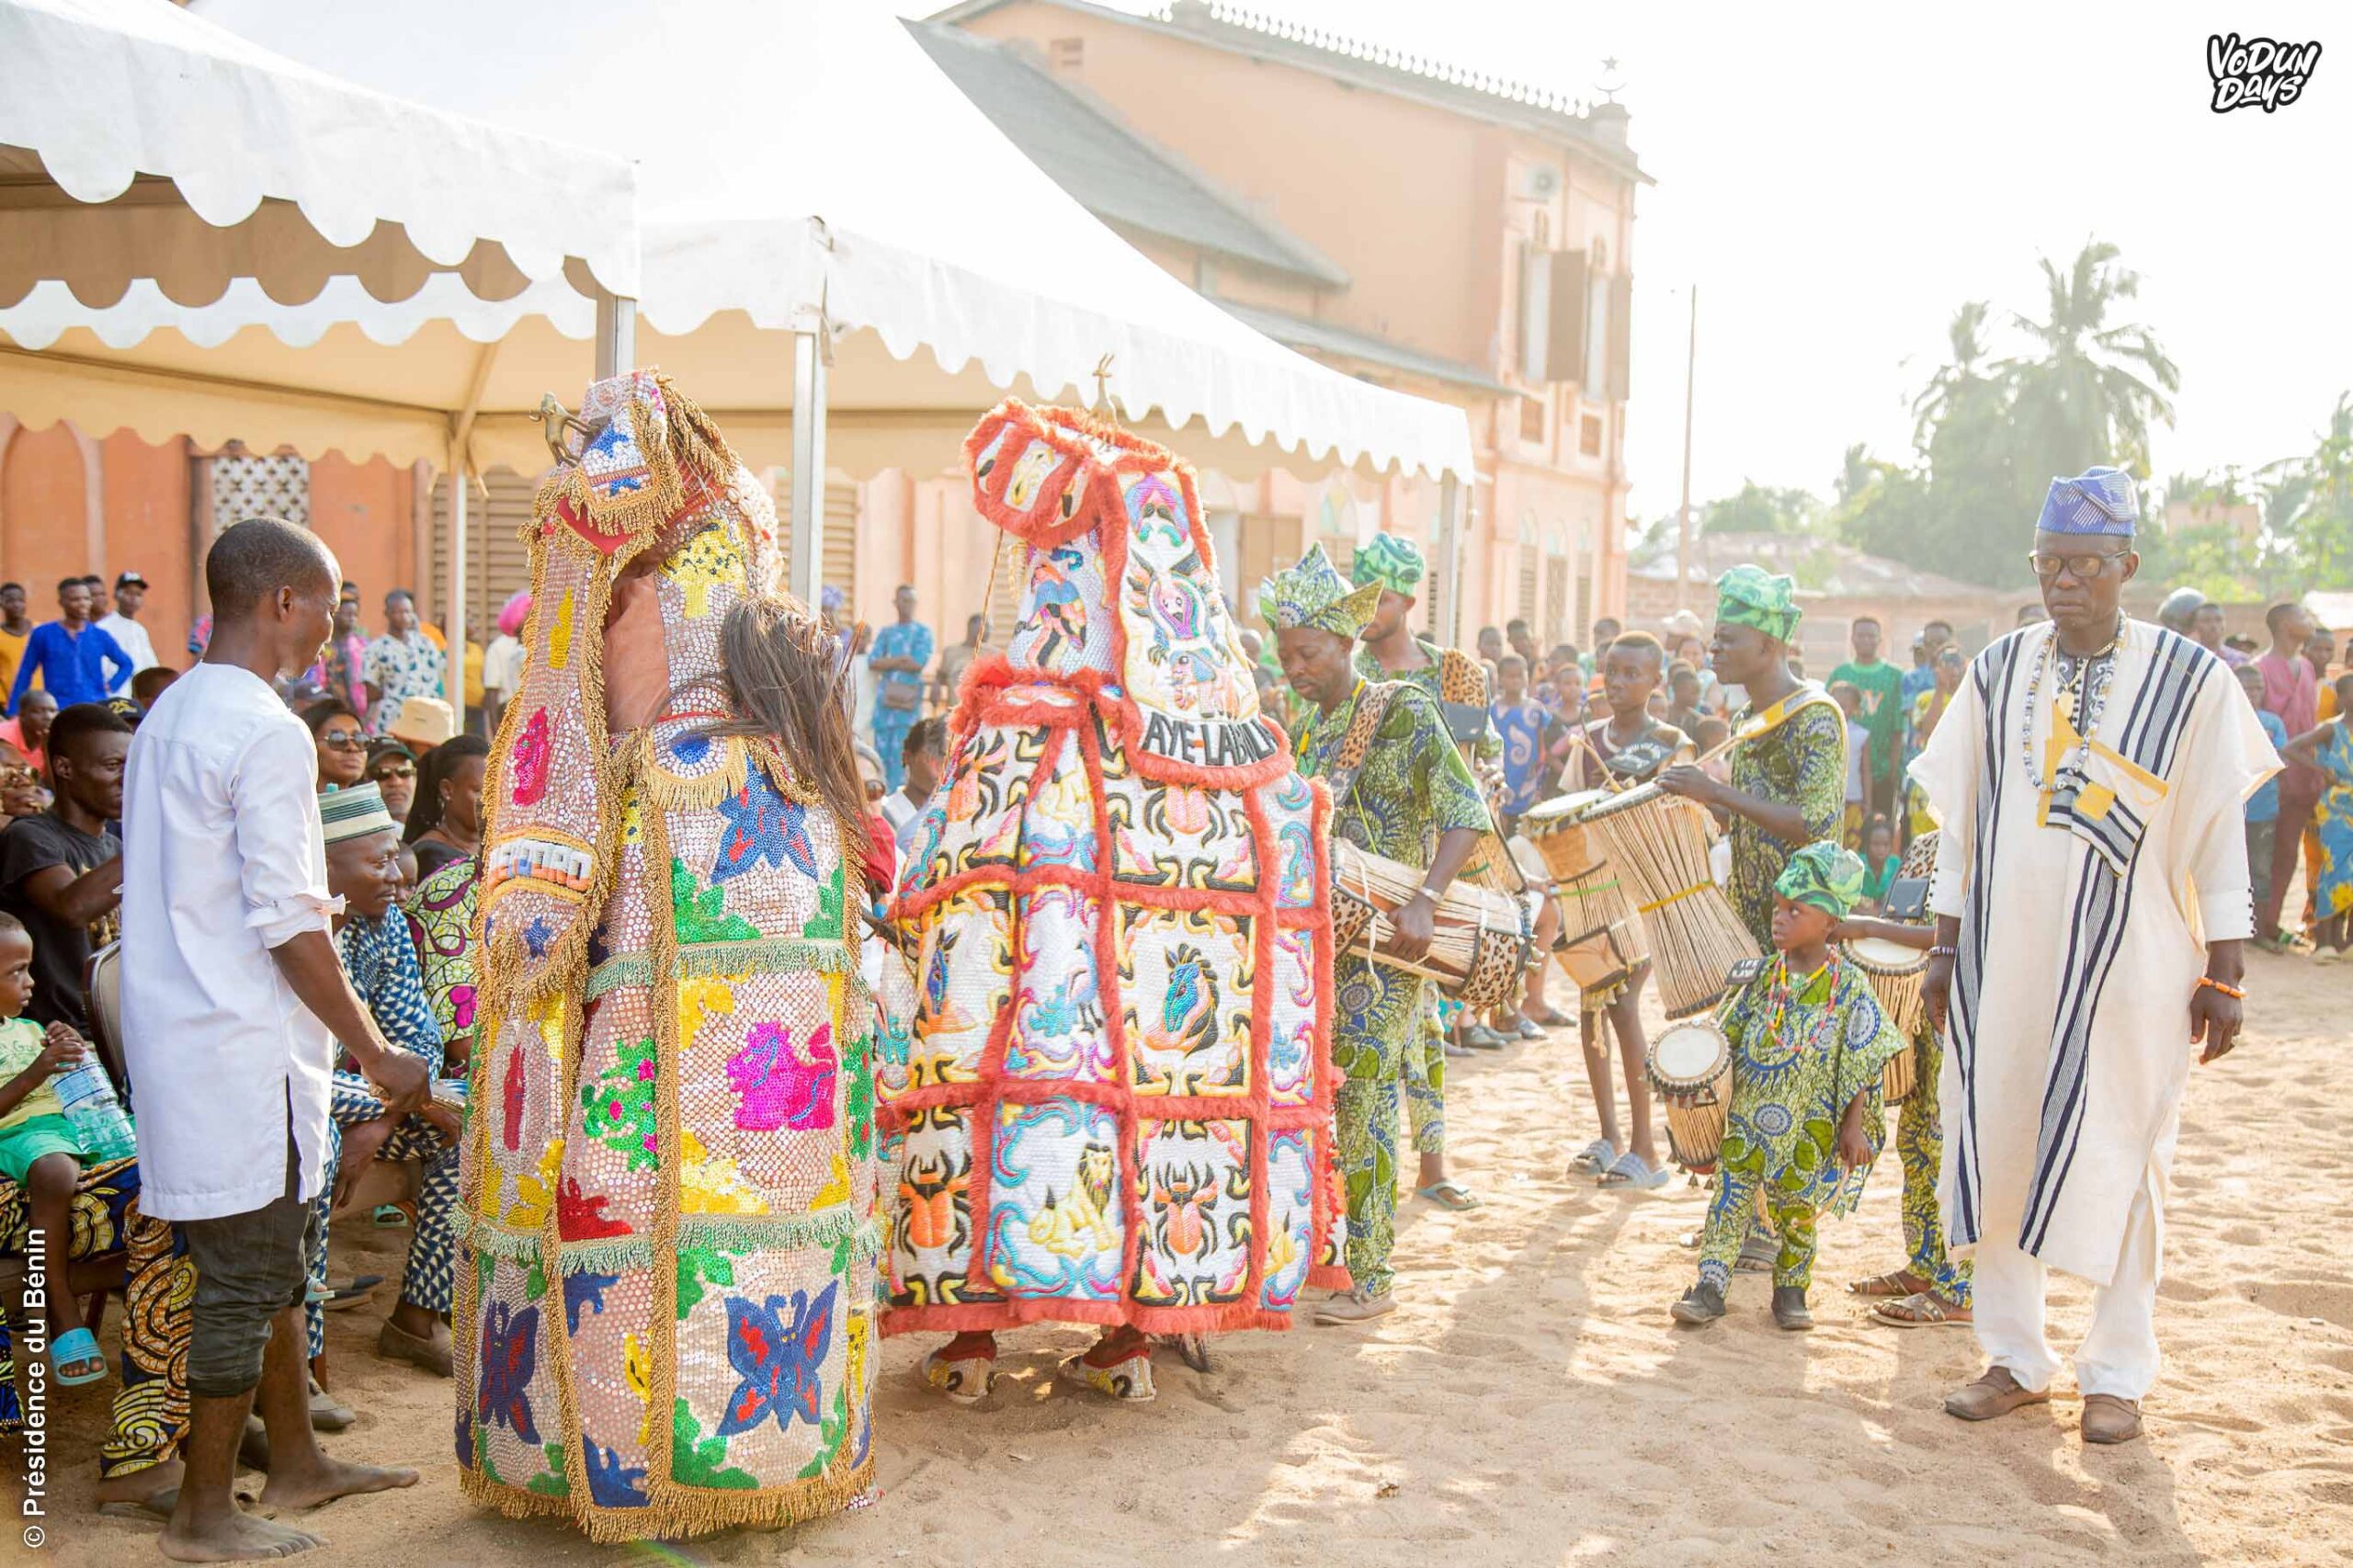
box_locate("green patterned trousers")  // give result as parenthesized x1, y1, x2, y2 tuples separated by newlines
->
(1334, 954, 1420, 1298)
(1697, 1139, 1820, 1291)
(1897, 1030, 1972, 1304)
(1404, 988, 1447, 1155)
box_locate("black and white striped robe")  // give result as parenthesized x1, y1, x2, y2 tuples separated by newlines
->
(1909, 620, 2279, 1285)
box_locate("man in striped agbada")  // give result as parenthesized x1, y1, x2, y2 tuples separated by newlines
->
(1911, 466, 2279, 1447)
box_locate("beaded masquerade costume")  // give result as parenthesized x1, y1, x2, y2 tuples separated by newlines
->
(455, 372, 881, 1540)
(881, 401, 1347, 1339)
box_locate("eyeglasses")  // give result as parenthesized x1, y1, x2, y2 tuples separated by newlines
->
(2028, 550, 2132, 580)
(319, 728, 367, 748)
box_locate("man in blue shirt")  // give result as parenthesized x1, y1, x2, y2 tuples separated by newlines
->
(8, 577, 131, 714)
(2237, 662, 2290, 920)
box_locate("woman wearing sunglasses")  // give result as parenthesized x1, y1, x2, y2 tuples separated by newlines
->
(304, 699, 369, 792)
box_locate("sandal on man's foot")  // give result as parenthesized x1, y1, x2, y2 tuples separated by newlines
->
(1871, 1290, 1972, 1328)
(1573, 1138, 1617, 1176)
(1462, 1023, 1510, 1051)
(1416, 1179, 1481, 1211)
(1598, 1152, 1672, 1190)
(1512, 1017, 1546, 1040)
(1847, 1269, 1928, 1299)
(920, 1345, 998, 1405)
(51, 1327, 107, 1386)
(1526, 1004, 1574, 1028)
(1059, 1347, 1155, 1403)
(1671, 1282, 1726, 1325)
(308, 1377, 354, 1432)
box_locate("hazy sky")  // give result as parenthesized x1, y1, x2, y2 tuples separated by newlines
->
(937, 1, 2350, 520)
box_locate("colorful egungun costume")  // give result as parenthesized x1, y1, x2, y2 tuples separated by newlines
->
(882, 401, 1347, 1344)
(456, 371, 881, 1540)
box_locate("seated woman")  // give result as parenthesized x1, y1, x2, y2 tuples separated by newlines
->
(402, 735, 487, 884)
(303, 784, 464, 1377)
(305, 699, 369, 795)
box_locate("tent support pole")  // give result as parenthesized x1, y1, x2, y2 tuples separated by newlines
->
(1437, 471, 1461, 647)
(788, 312, 828, 608)
(595, 293, 637, 379)
(447, 434, 467, 736)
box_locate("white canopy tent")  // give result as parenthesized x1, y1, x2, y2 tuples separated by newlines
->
(0, 0, 644, 705)
(130, 0, 1476, 608)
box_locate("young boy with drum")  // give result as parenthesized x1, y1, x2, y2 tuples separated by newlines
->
(1670, 841, 1904, 1332)
(1568, 632, 1692, 1191)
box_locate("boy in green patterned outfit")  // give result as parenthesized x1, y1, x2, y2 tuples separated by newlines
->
(1671, 842, 1902, 1332)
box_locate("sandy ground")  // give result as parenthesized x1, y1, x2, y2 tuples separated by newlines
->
(12, 940, 2353, 1566)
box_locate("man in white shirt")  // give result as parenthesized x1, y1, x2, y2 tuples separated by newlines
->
(882, 716, 944, 854)
(97, 569, 159, 675)
(122, 519, 428, 1561)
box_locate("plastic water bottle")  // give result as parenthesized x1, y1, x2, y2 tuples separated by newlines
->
(52, 1056, 137, 1163)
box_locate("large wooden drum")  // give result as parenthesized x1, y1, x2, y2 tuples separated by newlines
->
(1330, 841, 1532, 1014)
(1842, 936, 1929, 1104)
(1577, 787, 1756, 1019)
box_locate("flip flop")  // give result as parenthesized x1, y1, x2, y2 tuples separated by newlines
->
(1572, 1138, 1617, 1175)
(51, 1326, 108, 1386)
(1415, 1180, 1481, 1211)
(1597, 1152, 1671, 1190)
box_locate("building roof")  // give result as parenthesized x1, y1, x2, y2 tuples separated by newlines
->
(931, 0, 1652, 185)
(909, 20, 1350, 288)
(1630, 531, 1993, 602)
(1216, 300, 1514, 398)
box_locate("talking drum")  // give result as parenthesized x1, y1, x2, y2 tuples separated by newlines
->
(1518, 789, 1613, 884)
(1646, 1016, 1733, 1174)
(1842, 937, 1928, 1103)
(1577, 787, 1757, 1019)
(1330, 840, 1533, 1014)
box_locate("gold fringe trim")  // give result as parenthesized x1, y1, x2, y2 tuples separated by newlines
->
(462, 1455, 876, 1544)
(550, 1214, 880, 1278)
(586, 937, 858, 1001)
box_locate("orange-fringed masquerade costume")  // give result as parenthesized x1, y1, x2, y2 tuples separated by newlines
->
(880, 401, 1347, 1338)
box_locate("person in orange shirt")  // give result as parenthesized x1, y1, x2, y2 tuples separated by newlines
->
(0, 585, 34, 702)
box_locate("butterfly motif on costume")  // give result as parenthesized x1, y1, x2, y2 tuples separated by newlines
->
(717, 1282, 837, 1437)
(476, 1301, 540, 1442)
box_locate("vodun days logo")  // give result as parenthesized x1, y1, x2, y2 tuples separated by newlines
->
(2208, 33, 2321, 112)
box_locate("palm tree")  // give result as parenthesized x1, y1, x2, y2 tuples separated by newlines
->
(1910, 301, 1995, 449)
(2000, 241, 2179, 479)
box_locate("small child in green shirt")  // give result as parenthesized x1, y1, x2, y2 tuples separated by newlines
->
(0, 909, 104, 1382)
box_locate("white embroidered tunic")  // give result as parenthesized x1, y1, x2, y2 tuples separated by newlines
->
(1909, 620, 2277, 1284)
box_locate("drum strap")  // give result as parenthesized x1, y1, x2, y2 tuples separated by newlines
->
(1321, 680, 1402, 830)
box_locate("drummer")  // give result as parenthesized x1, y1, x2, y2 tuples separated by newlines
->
(1349, 532, 1511, 1206)
(1832, 834, 1972, 1329)
(1567, 632, 1693, 1191)
(1656, 566, 1847, 952)
(1270, 545, 1489, 1324)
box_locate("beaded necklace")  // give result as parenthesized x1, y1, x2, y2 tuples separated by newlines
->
(2020, 614, 2124, 790)
(1740, 953, 1846, 1086)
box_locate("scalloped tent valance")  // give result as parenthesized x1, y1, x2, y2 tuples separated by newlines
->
(0, 0, 641, 311)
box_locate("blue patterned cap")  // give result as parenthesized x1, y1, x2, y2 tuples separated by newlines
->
(2037, 467, 2138, 537)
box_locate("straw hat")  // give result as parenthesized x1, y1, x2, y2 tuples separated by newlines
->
(389, 696, 456, 751)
